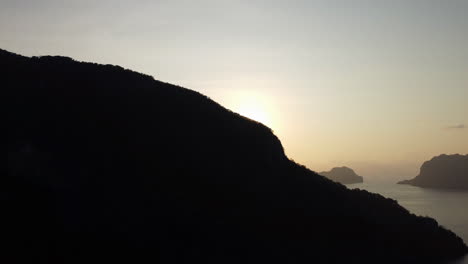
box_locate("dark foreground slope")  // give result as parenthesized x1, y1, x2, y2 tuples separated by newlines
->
(320, 166, 364, 184)
(398, 154, 468, 189)
(4, 49, 467, 264)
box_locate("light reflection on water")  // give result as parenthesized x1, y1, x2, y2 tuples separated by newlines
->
(348, 182, 468, 264)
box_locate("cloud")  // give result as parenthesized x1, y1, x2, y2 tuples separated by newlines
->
(445, 124, 465, 129)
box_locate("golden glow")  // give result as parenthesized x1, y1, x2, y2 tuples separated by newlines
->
(230, 90, 275, 127)
(238, 100, 271, 125)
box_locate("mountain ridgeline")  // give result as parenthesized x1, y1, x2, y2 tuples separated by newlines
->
(398, 154, 468, 190)
(319, 166, 364, 184)
(4, 49, 467, 263)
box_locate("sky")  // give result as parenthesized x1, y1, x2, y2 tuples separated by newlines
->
(2, 0, 467, 181)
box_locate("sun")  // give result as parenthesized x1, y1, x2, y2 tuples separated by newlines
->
(224, 89, 278, 130)
(238, 103, 270, 125)
(235, 94, 272, 126)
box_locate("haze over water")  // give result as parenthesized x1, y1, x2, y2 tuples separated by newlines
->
(350, 183, 468, 264)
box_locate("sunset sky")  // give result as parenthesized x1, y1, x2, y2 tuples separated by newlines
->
(2, 0, 467, 181)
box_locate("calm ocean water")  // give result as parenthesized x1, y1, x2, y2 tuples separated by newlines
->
(349, 183, 468, 264)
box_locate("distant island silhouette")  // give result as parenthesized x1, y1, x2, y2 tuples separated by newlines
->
(319, 166, 364, 184)
(4, 49, 467, 263)
(398, 154, 468, 190)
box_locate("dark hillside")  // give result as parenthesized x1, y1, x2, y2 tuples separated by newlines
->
(3, 49, 467, 263)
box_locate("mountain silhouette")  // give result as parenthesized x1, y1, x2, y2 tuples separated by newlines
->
(4, 49, 467, 263)
(320, 166, 364, 184)
(398, 154, 468, 189)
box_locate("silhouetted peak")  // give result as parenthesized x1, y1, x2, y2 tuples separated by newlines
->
(330, 166, 354, 173)
(398, 154, 468, 189)
(33, 55, 75, 63)
(0, 48, 18, 56)
(426, 153, 467, 163)
(319, 166, 363, 184)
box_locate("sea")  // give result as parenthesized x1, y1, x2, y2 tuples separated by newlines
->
(348, 183, 468, 264)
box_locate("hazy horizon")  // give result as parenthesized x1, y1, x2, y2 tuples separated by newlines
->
(2, 0, 467, 181)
